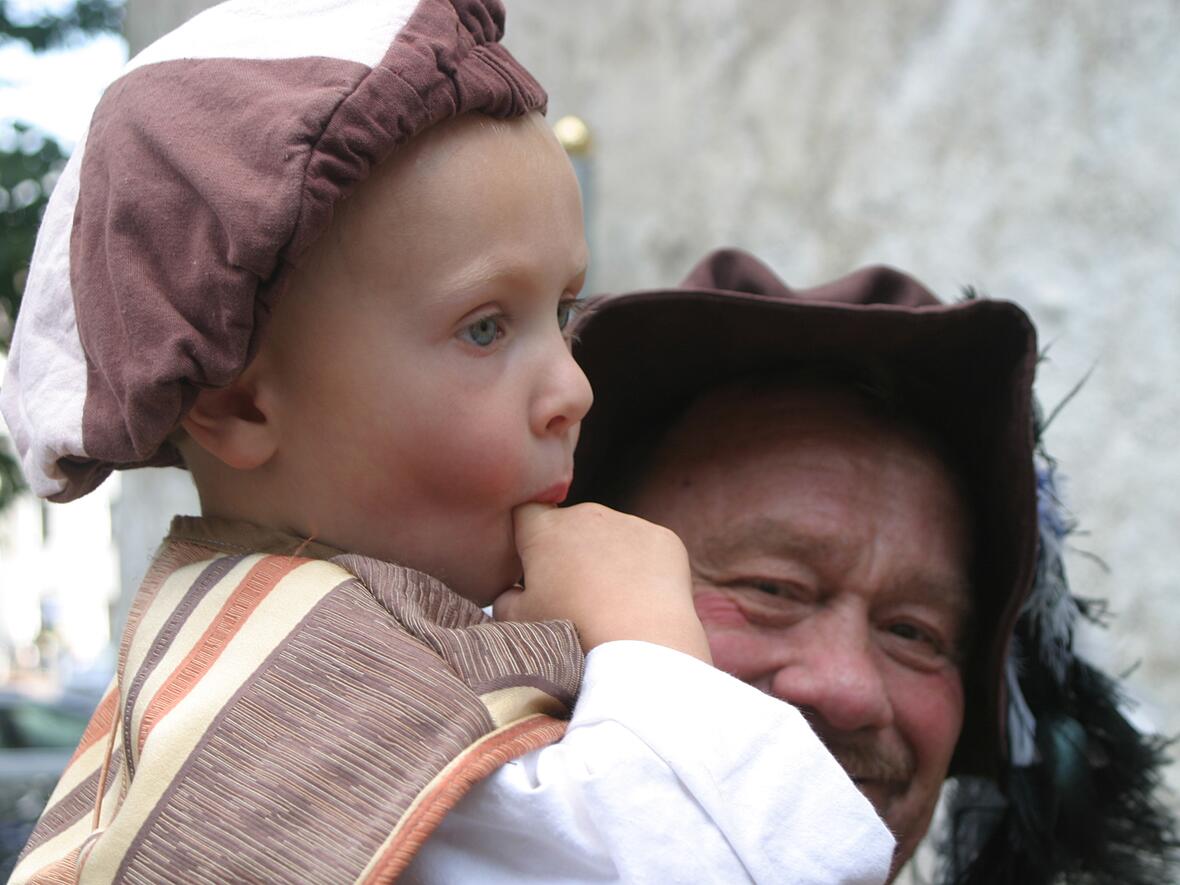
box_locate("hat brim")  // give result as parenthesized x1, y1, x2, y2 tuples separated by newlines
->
(570, 283, 1039, 776)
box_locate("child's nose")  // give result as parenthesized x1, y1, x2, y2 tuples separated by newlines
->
(535, 346, 593, 437)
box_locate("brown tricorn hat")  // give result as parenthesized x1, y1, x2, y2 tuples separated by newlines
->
(569, 247, 1040, 775)
(1, 0, 546, 503)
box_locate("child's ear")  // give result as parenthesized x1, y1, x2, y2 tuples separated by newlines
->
(180, 375, 278, 471)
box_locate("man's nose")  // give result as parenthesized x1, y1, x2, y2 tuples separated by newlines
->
(767, 616, 893, 734)
(532, 341, 593, 437)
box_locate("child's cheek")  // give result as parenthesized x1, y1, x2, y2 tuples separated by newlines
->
(419, 435, 525, 505)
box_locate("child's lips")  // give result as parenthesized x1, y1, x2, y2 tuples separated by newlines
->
(530, 480, 571, 505)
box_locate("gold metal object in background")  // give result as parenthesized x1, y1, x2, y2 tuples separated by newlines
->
(551, 115, 594, 292)
(553, 115, 592, 155)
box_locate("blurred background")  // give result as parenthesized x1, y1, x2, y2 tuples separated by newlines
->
(1, 0, 1177, 879)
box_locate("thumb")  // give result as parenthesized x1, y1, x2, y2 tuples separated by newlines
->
(512, 501, 552, 555)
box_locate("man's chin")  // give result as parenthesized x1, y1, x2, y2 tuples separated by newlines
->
(843, 777, 911, 881)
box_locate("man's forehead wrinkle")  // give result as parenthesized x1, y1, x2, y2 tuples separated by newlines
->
(698, 513, 849, 568)
(888, 569, 973, 619)
(860, 509, 973, 617)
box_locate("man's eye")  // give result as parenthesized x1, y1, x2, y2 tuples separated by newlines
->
(889, 622, 934, 644)
(741, 579, 805, 600)
(557, 298, 584, 332)
(460, 316, 504, 347)
(884, 621, 954, 662)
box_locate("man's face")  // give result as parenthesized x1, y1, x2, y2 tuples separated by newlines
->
(258, 113, 592, 604)
(629, 385, 971, 877)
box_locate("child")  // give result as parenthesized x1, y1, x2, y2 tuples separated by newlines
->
(2, 2, 894, 882)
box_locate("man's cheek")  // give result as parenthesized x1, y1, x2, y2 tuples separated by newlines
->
(693, 590, 766, 680)
(897, 671, 965, 771)
(693, 589, 749, 628)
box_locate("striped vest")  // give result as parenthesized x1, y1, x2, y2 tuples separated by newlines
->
(13, 517, 583, 883)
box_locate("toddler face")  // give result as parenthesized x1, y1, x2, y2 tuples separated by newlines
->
(261, 113, 591, 604)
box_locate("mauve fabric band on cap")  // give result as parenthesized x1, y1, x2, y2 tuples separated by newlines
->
(569, 248, 1040, 776)
(0, 0, 546, 502)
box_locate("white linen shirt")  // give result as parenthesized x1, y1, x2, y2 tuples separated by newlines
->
(403, 641, 895, 884)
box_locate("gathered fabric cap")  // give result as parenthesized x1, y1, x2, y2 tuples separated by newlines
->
(0, 0, 546, 502)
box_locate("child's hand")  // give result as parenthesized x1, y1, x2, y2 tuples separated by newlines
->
(495, 502, 712, 664)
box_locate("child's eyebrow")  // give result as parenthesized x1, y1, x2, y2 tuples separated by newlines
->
(438, 257, 588, 300)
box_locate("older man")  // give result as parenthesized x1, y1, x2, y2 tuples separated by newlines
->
(569, 249, 1178, 884)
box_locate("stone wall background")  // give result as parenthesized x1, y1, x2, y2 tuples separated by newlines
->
(120, 0, 1180, 868)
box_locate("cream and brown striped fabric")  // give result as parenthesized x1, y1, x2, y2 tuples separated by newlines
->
(13, 518, 583, 884)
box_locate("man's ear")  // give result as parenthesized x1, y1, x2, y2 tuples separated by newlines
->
(181, 375, 278, 471)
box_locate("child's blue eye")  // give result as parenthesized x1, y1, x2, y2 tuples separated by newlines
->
(557, 298, 583, 331)
(461, 316, 503, 347)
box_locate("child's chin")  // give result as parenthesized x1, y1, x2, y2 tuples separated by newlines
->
(460, 554, 523, 609)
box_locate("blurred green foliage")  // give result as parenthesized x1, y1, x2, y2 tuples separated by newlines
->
(0, 123, 67, 356)
(0, 0, 122, 52)
(0, 0, 124, 508)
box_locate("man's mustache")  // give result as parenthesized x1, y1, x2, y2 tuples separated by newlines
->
(822, 735, 915, 784)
